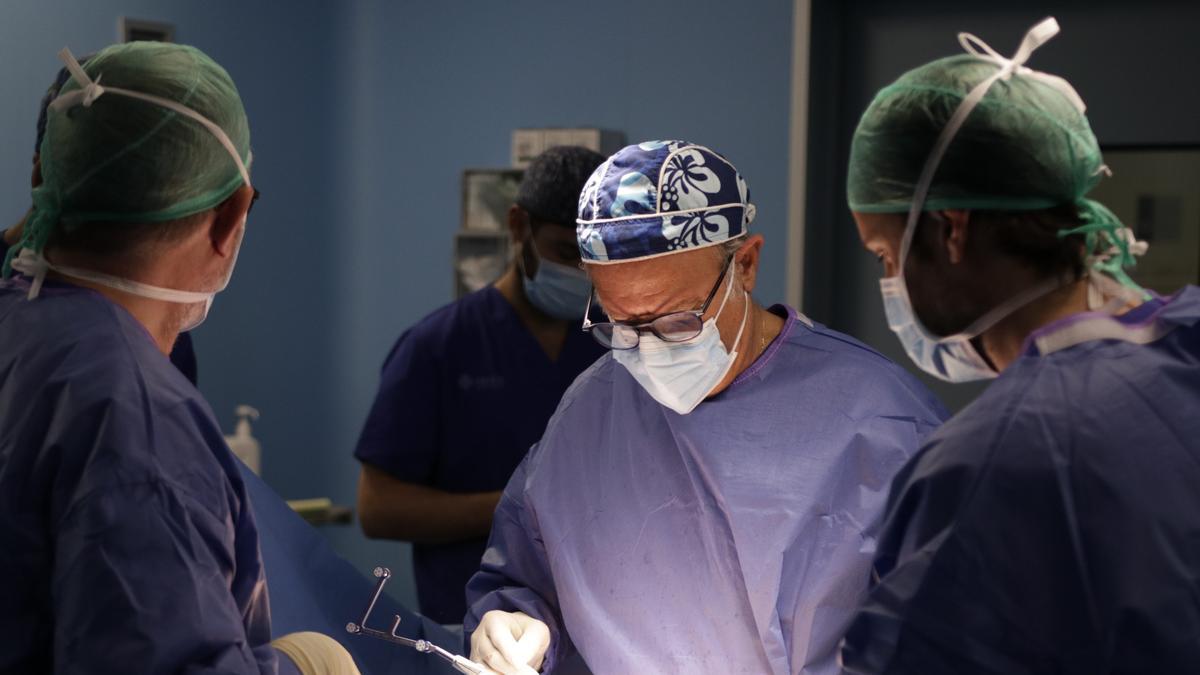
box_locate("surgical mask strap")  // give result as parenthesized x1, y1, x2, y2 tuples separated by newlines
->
(1086, 268, 1147, 312)
(899, 17, 1071, 269)
(892, 17, 1081, 342)
(946, 273, 1067, 342)
(711, 259, 749, 354)
(10, 248, 216, 303)
(711, 258, 738, 321)
(729, 287, 749, 354)
(51, 47, 252, 188)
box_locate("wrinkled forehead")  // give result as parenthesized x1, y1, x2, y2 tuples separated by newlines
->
(586, 247, 725, 318)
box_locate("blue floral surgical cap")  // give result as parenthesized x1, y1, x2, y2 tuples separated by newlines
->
(576, 140, 755, 263)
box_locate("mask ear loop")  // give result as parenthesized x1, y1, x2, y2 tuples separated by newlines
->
(709, 256, 738, 320)
(711, 256, 750, 356)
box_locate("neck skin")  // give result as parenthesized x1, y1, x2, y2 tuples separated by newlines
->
(978, 277, 1090, 372)
(707, 296, 785, 398)
(493, 262, 570, 360)
(44, 250, 189, 356)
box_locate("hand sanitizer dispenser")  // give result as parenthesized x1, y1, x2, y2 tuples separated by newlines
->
(226, 405, 261, 475)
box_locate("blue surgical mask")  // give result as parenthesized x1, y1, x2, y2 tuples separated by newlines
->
(521, 239, 591, 320)
(614, 266, 748, 414)
(880, 276, 997, 382)
(881, 271, 1064, 383)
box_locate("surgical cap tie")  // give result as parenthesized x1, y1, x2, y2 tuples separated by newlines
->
(901, 17, 1070, 267)
(52, 48, 251, 188)
(900, 18, 1147, 299)
(957, 23, 1087, 115)
(1061, 200, 1150, 296)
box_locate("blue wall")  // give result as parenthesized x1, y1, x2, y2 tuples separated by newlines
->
(0, 0, 797, 610)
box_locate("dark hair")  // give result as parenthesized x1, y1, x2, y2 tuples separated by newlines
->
(516, 146, 606, 226)
(47, 212, 209, 263)
(912, 205, 1087, 279)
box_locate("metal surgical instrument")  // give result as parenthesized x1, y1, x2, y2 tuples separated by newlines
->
(346, 566, 487, 675)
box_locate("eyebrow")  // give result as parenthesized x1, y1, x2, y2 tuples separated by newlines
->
(609, 293, 708, 324)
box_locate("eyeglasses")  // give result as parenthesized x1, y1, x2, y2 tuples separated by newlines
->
(582, 259, 731, 350)
(248, 187, 261, 214)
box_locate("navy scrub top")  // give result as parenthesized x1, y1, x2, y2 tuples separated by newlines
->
(354, 285, 604, 625)
(0, 274, 277, 673)
(0, 231, 198, 383)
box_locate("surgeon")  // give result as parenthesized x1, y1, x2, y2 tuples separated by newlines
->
(0, 55, 198, 383)
(839, 18, 1200, 673)
(355, 146, 607, 625)
(464, 141, 948, 674)
(0, 43, 355, 674)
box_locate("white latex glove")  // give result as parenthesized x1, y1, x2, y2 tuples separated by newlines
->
(470, 610, 550, 675)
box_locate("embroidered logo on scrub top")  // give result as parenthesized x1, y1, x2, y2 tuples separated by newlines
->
(458, 373, 505, 391)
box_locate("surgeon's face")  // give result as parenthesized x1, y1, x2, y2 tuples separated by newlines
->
(854, 210, 986, 337)
(587, 236, 763, 353)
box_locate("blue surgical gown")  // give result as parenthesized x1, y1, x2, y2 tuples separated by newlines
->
(0, 275, 277, 674)
(465, 306, 947, 674)
(841, 286, 1200, 674)
(355, 285, 604, 624)
(0, 231, 198, 383)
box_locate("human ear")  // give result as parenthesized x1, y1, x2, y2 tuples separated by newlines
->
(211, 185, 253, 257)
(507, 205, 531, 244)
(939, 209, 972, 265)
(734, 234, 764, 293)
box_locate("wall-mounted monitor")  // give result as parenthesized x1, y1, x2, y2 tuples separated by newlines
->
(119, 17, 175, 43)
(1090, 145, 1200, 295)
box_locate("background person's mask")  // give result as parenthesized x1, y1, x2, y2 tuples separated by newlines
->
(520, 238, 591, 320)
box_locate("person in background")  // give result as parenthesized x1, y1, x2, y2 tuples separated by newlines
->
(1, 55, 198, 383)
(840, 18, 1200, 673)
(464, 141, 948, 674)
(0, 42, 355, 674)
(355, 146, 607, 626)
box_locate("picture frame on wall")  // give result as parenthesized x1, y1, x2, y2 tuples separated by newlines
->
(454, 232, 510, 299)
(1089, 145, 1200, 295)
(461, 168, 523, 232)
(456, 169, 523, 297)
(118, 17, 175, 43)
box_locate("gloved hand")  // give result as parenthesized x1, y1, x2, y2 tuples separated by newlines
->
(470, 610, 550, 675)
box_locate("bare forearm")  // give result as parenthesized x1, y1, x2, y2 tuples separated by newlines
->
(358, 465, 502, 545)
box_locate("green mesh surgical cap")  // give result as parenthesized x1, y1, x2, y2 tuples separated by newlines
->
(847, 18, 1146, 289)
(6, 41, 251, 278)
(848, 20, 1098, 214)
